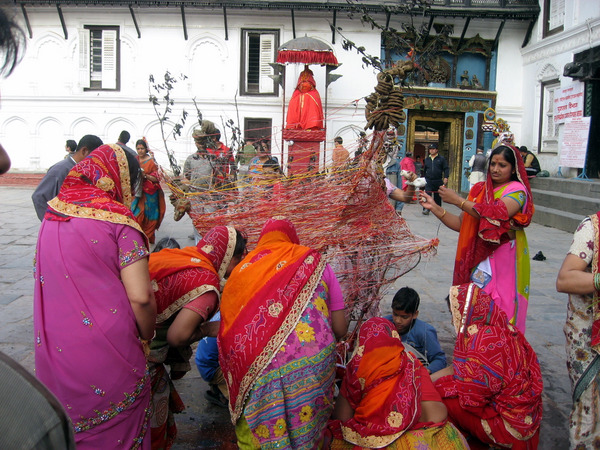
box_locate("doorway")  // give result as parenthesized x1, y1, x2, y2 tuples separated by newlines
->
(407, 111, 464, 190)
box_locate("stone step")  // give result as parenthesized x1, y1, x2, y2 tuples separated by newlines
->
(531, 188, 600, 216)
(530, 176, 600, 196)
(532, 204, 585, 233)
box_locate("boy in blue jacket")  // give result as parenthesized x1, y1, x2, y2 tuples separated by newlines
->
(384, 286, 447, 374)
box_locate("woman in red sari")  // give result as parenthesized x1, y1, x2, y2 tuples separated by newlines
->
(132, 139, 166, 244)
(147, 226, 247, 449)
(285, 66, 324, 130)
(420, 145, 534, 332)
(433, 283, 543, 449)
(328, 317, 468, 449)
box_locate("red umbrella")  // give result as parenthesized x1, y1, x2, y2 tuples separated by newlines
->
(277, 36, 338, 66)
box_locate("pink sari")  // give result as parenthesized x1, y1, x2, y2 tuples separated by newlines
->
(34, 145, 151, 449)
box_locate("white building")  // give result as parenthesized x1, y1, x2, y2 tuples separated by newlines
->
(521, 0, 600, 178)
(2, 0, 552, 189)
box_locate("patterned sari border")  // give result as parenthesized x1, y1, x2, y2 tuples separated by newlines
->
(231, 259, 327, 422)
(156, 284, 219, 323)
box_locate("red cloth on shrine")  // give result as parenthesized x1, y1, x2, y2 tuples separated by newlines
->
(286, 68, 324, 130)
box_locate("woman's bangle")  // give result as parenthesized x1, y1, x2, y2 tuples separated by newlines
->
(460, 199, 467, 210)
(439, 209, 447, 219)
(594, 273, 600, 292)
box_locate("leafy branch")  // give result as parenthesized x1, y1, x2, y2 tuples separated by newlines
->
(148, 71, 190, 176)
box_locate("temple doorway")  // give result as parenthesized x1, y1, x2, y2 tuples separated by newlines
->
(407, 111, 464, 191)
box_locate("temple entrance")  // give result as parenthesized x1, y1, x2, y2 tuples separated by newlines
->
(407, 112, 464, 191)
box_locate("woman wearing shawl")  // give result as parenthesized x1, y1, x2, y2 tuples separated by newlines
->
(328, 317, 468, 449)
(34, 144, 156, 449)
(420, 144, 534, 332)
(218, 217, 348, 449)
(132, 138, 166, 245)
(434, 283, 543, 449)
(147, 226, 246, 449)
(285, 66, 324, 130)
(557, 211, 600, 448)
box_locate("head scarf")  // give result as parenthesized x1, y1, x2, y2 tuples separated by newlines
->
(148, 226, 240, 322)
(46, 144, 144, 239)
(445, 283, 543, 441)
(454, 144, 534, 284)
(219, 217, 324, 421)
(338, 317, 421, 447)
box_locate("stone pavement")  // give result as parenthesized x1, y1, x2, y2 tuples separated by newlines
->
(0, 184, 574, 449)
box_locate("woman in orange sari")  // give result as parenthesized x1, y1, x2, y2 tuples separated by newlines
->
(420, 144, 534, 332)
(328, 317, 468, 449)
(219, 217, 347, 449)
(132, 139, 166, 244)
(147, 226, 247, 449)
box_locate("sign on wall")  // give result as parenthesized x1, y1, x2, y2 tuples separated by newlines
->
(560, 117, 590, 168)
(554, 81, 584, 124)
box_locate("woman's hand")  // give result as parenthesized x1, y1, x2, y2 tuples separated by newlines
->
(418, 191, 436, 211)
(438, 186, 461, 205)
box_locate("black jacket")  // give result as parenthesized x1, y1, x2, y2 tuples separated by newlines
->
(424, 155, 449, 181)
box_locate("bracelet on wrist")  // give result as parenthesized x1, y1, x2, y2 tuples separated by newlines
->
(594, 273, 600, 292)
(439, 209, 447, 219)
(460, 199, 467, 210)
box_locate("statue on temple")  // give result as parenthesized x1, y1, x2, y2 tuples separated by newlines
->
(285, 66, 324, 130)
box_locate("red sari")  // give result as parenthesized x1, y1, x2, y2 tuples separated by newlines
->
(285, 68, 324, 130)
(132, 157, 166, 244)
(328, 317, 468, 449)
(147, 226, 242, 449)
(435, 283, 543, 449)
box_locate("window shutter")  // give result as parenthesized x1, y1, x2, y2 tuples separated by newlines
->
(259, 33, 274, 94)
(101, 30, 117, 90)
(79, 29, 90, 88)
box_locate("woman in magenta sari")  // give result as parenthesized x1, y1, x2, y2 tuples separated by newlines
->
(219, 217, 348, 449)
(34, 144, 157, 448)
(420, 144, 534, 332)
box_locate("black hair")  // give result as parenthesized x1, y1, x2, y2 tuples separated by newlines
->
(135, 139, 148, 152)
(124, 147, 141, 189)
(391, 286, 420, 314)
(118, 130, 130, 144)
(76, 135, 103, 153)
(153, 237, 180, 252)
(66, 140, 77, 152)
(0, 9, 25, 78)
(233, 229, 247, 258)
(519, 145, 528, 153)
(263, 158, 281, 173)
(490, 145, 519, 181)
(334, 136, 343, 144)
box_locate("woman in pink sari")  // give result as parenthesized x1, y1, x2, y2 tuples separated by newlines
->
(420, 144, 534, 332)
(34, 144, 156, 449)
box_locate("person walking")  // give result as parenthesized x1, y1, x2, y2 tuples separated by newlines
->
(422, 143, 449, 215)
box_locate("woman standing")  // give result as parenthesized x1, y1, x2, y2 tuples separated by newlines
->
(147, 226, 246, 449)
(34, 144, 156, 449)
(420, 145, 534, 332)
(219, 217, 348, 449)
(557, 211, 600, 448)
(132, 139, 166, 245)
(329, 317, 468, 449)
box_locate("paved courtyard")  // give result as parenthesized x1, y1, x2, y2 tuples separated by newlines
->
(0, 183, 575, 448)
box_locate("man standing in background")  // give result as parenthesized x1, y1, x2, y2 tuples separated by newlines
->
(468, 146, 487, 188)
(422, 143, 449, 215)
(31, 135, 104, 221)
